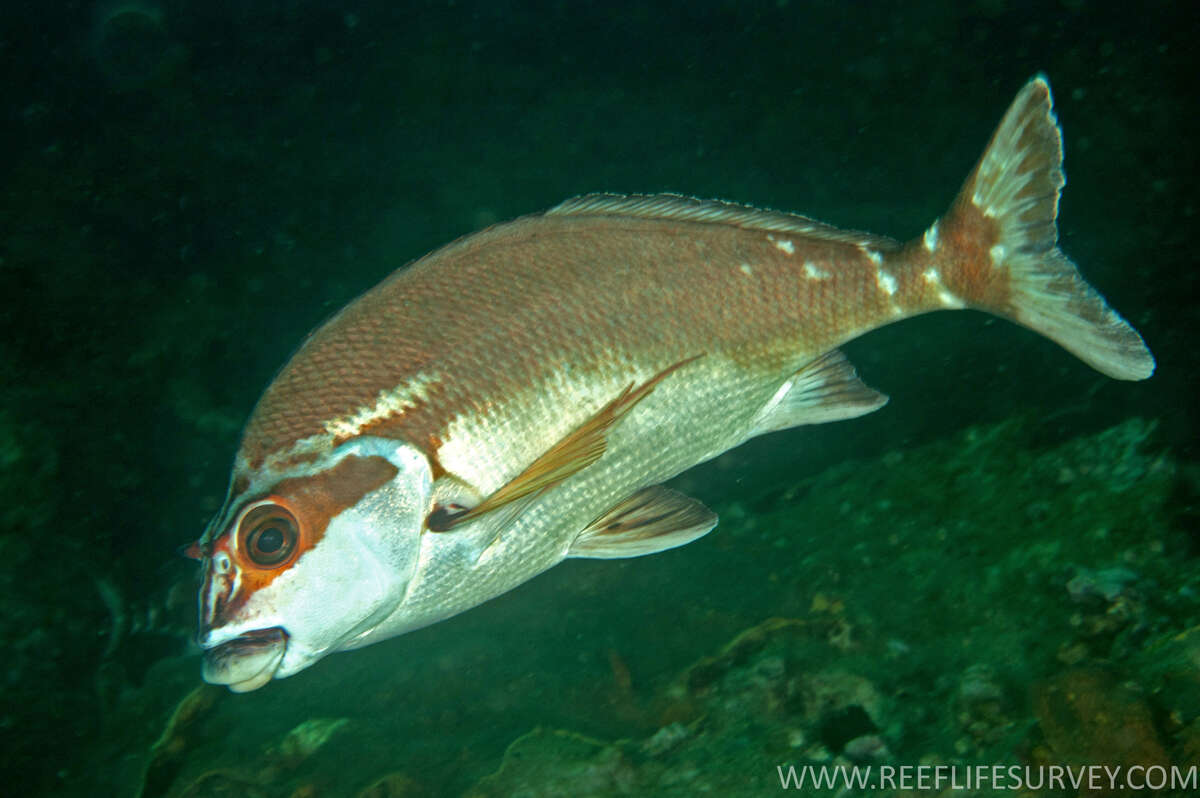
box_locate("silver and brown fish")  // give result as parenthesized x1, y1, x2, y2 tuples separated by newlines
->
(191, 76, 1153, 692)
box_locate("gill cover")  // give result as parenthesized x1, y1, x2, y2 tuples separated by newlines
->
(197, 437, 434, 691)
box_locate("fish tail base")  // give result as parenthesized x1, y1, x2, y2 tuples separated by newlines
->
(931, 76, 1154, 380)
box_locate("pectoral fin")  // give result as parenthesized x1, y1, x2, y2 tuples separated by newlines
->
(568, 485, 717, 559)
(429, 356, 701, 531)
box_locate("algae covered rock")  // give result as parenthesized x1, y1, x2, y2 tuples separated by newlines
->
(110, 417, 1196, 797)
(466, 617, 890, 796)
(465, 729, 637, 798)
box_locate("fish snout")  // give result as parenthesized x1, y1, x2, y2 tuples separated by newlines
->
(201, 626, 288, 692)
(195, 549, 287, 692)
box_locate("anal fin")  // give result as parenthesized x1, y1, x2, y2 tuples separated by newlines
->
(569, 485, 717, 559)
(748, 349, 887, 437)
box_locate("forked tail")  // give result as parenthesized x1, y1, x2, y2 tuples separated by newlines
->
(916, 75, 1154, 380)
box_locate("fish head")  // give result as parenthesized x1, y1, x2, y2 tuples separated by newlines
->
(194, 437, 433, 692)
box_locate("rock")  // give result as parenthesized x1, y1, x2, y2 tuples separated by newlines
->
(464, 728, 636, 798)
(1033, 667, 1170, 793)
(640, 722, 692, 757)
(355, 772, 425, 798)
(265, 717, 352, 772)
(138, 684, 222, 798)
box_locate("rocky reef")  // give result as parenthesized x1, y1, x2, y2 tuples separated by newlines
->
(87, 417, 1198, 797)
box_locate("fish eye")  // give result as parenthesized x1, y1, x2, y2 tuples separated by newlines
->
(239, 504, 300, 568)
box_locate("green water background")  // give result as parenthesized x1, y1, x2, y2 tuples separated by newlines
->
(1, 1, 1197, 795)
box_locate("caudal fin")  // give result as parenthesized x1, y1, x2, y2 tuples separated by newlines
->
(929, 75, 1155, 380)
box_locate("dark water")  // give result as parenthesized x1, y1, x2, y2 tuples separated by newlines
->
(2, 1, 1198, 795)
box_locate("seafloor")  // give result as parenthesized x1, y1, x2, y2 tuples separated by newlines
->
(111, 418, 1200, 797)
(2, 1, 1197, 797)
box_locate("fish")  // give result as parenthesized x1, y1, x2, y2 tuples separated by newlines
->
(191, 76, 1154, 692)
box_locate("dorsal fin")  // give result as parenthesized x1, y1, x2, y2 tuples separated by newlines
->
(547, 193, 899, 251)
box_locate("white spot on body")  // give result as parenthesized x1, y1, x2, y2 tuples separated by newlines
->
(739, 263, 754, 276)
(922, 267, 965, 308)
(938, 290, 966, 309)
(923, 220, 940, 253)
(875, 268, 898, 296)
(766, 234, 796, 255)
(804, 261, 831, 280)
(872, 260, 903, 316)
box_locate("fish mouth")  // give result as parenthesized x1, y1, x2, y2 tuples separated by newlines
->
(201, 627, 288, 693)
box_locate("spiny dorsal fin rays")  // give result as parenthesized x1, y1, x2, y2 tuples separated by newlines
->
(569, 485, 717, 559)
(429, 355, 703, 532)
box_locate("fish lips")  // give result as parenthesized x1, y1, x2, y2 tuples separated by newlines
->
(201, 627, 288, 693)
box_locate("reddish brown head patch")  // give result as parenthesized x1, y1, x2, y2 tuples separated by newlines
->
(208, 454, 399, 624)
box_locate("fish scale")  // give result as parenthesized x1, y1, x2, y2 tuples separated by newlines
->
(392, 356, 782, 624)
(248, 217, 886, 475)
(192, 76, 1153, 692)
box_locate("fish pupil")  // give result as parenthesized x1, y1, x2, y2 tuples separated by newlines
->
(256, 526, 284, 553)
